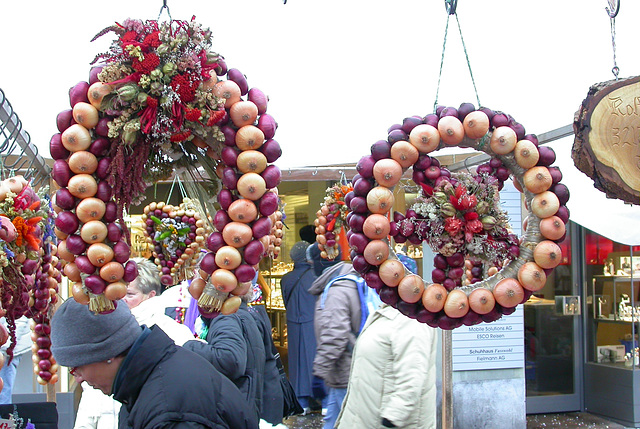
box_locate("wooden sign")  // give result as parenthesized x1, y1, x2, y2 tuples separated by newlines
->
(572, 76, 640, 205)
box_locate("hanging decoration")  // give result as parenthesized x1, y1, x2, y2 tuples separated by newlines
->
(348, 103, 571, 329)
(315, 182, 353, 260)
(51, 16, 282, 315)
(142, 197, 210, 286)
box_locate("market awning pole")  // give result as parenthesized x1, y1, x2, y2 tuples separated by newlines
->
(442, 329, 453, 429)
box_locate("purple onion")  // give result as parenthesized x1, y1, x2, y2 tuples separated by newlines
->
(52, 160, 72, 188)
(251, 217, 273, 239)
(244, 240, 266, 266)
(491, 112, 510, 128)
(258, 191, 279, 217)
(65, 234, 87, 255)
(235, 264, 257, 283)
(370, 140, 392, 161)
(349, 196, 368, 214)
(257, 114, 277, 140)
(260, 139, 282, 163)
(207, 232, 225, 252)
(49, 133, 70, 160)
(55, 211, 79, 235)
(54, 188, 76, 210)
(387, 129, 407, 144)
(56, 110, 73, 134)
(104, 202, 118, 223)
(457, 102, 476, 121)
(537, 146, 556, 166)
(199, 252, 218, 275)
(422, 114, 439, 127)
(439, 106, 458, 118)
(227, 68, 249, 95)
(221, 126, 237, 147)
(213, 210, 230, 232)
(113, 241, 131, 264)
(123, 260, 138, 282)
(262, 165, 281, 189)
(96, 181, 113, 202)
(84, 275, 107, 294)
(96, 157, 111, 180)
(356, 155, 375, 179)
(401, 116, 422, 135)
(353, 178, 373, 196)
(222, 168, 238, 190)
(348, 233, 369, 254)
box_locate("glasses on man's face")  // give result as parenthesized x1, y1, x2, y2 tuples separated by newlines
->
(69, 367, 78, 377)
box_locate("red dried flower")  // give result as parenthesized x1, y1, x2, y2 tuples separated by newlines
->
(444, 217, 463, 236)
(207, 109, 226, 126)
(171, 74, 198, 103)
(121, 31, 138, 42)
(146, 96, 158, 108)
(465, 219, 483, 234)
(131, 53, 160, 74)
(185, 108, 202, 122)
(143, 31, 161, 48)
(170, 130, 192, 143)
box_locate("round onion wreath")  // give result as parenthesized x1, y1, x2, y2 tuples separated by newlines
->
(347, 103, 570, 330)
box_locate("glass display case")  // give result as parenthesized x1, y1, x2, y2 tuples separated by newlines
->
(588, 275, 640, 367)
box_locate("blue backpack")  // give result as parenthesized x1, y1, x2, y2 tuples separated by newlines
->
(319, 274, 382, 335)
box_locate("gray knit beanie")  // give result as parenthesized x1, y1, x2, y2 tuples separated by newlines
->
(51, 299, 141, 367)
(290, 241, 310, 264)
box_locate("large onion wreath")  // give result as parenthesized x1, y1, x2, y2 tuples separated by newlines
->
(347, 103, 570, 329)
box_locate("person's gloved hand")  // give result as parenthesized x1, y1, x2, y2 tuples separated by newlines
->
(311, 375, 327, 400)
(382, 417, 397, 428)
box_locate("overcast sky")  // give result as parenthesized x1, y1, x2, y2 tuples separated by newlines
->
(1, 0, 638, 171)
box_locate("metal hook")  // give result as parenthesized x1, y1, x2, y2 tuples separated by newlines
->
(312, 169, 318, 176)
(445, 0, 457, 15)
(606, 0, 620, 18)
(158, 0, 172, 21)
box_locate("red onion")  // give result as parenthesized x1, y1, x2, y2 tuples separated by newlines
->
(90, 137, 110, 157)
(244, 240, 265, 265)
(261, 165, 281, 189)
(424, 165, 441, 180)
(370, 140, 391, 161)
(54, 188, 76, 210)
(461, 310, 483, 327)
(222, 168, 238, 190)
(457, 102, 476, 121)
(554, 205, 570, 224)
(248, 88, 268, 115)
(353, 178, 373, 196)
(401, 116, 422, 134)
(356, 155, 375, 179)
(84, 275, 106, 294)
(551, 183, 570, 205)
(227, 68, 248, 95)
(235, 264, 256, 283)
(95, 118, 110, 138)
(215, 58, 228, 76)
(363, 270, 384, 289)
(55, 211, 80, 235)
(510, 121, 526, 140)
(20, 259, 38, 275)
(431, 268, 446, 283)
(103, 202, 118, 223)
(491, 112, 510, 128)
(439, 106, 458, 118)
(414, 154, 432, 171)
(50, 133, 70, 161)
(416, 308, 438, 325)
(259, 139, 282, 163)
(397, 301, 419, 319)
(123, 260, 138, 282)
(349, 196, 367, 214)
(387, 124, 402, 133)
(221, 126, 237, 147)
(352, 255, 371, 274)
(537, 146, 556, 166)
(96, 181, 113, 202)
(344, 191, 355, 208)
(548, 166, 563, 184)
(348, 213, 365, 232)
(56, 110, 74, 133)
(206, 232, 225, 253)
(199, 252, 218, 275)
(69, 81, 90, 107)
(389, 222, 400, 237)
(107, 222, 123, 242)
(523, 134, 539, 146)
(75, 255, 96, 275)
(387, 129, 407, 144)
(218, 189, 235, 211)
(213, 210, 231, 232)
(52, 160, 73, 187)
(113, 241, 131, 264)
(258, 191, 278, 217)
(251, 217, 272, 239)
(221, 147, 239, 168)
(65, 234, 87, 255)
(435, 105, 446, 116)
(348, 233, 369, 254)
(89, 66, 104, 85)
(96, 157, 111, 180)
(422, 114, 439, 127)
(379, 286, 399, 306)
(257, 114, 277, 140)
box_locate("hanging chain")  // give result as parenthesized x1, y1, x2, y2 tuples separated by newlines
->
(434, 8, 481, 113)
(158, 0, 172, 22)
(609, 14, 619, 80)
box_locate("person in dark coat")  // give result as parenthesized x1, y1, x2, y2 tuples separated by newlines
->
(280, 241, 321, 412)
(50, 298, 257, 429)
(184, 300, 266, 424)
(248, 302, 285, 425)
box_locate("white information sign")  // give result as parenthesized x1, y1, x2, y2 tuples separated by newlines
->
(452, 305, 524, 371)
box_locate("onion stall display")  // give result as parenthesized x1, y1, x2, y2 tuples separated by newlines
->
(315, 182, 353, 260)
(52, 18, 281, 315)
(349, 103, 570, 329)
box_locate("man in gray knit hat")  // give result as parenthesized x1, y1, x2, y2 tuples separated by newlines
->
(51, 298, 258, 429)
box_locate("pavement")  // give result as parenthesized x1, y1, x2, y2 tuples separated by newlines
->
(281, 411, 632, 428)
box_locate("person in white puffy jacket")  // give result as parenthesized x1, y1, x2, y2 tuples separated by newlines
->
(335, 304, 437, 429)
(73, 258, 198, 429)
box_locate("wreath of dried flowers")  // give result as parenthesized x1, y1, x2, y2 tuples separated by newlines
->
(315, 183, 353, 260)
